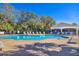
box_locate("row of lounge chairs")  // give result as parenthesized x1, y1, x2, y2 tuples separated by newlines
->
(0, 31, 46, 35)
(52, 32, 76, 35)
(17, 31, 46, 35)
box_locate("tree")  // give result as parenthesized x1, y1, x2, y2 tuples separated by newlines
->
(0, 13, 4, 22)
(22, 19, 37, 32)
(40, 16, 56, 32)
(1, 4, 15, 23)
(17, 11, 38, 24)
(0, 4, 16, 33)
(0, 22, 4, 31)
(0, 4, 56, 34)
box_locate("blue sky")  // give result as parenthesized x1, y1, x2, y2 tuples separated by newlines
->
(2, 3, 79, 24)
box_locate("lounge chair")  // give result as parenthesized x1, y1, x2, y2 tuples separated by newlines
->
(43, 32, 45, 34)
(67, 32, 70, 35)
(57, 32, 61, 35)
(32, 32, 35, 35)
(0, 32, 4, 35)
(23, 31, 26, 34)
(36, 32, 39, 35)
(50, 32, 53, 34)
(26, 32, 30, 35)
(62, 32, 65, 35)
(39, 32, 42, 35)
(17, 31, 20, 34)
(29, 31, 32, 34)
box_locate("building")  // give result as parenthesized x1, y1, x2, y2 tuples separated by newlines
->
(51, 23, 79, 36)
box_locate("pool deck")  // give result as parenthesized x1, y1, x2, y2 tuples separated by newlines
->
(0, 39, 67, 51)
(0, 38, 79, 56)
(0, 38, 77, 51)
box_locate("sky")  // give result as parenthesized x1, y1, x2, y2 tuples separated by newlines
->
(1, 3, 79, 24)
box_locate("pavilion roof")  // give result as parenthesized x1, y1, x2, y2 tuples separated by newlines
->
(51, 23, 79, 29)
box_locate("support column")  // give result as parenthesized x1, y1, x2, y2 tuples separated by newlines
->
(76, 28, 78, 36)
(61, 29, 62, 32)
(61, 29, 63, 35)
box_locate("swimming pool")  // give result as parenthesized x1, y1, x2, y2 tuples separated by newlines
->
(0, 35, 68, 40)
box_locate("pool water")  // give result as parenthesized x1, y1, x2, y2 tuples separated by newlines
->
(0, 35, 68, 40)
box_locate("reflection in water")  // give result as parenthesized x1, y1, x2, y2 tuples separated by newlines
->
(23, 36, 26, 38)
(17, 36, 19, 39)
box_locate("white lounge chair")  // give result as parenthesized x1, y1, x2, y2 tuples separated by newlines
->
(23, 31, 26, 34)
(29, 31, 32, 34)
(32, 32, 35, 35)
(17, 31, 20, 34)
(43, 32, 45, 34)
(36, 32, 39, 35)
(26, 32, 30, 35)
(39, 32, 42, 34)
(0, 32, 4, 35)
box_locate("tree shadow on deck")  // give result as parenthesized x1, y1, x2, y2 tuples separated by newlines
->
(1, 43, 79, 56)
(3, 43, 58, 56)
(58, 47, 79, 56)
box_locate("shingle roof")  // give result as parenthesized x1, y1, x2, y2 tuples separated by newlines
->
(51, 23, 79, 29)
